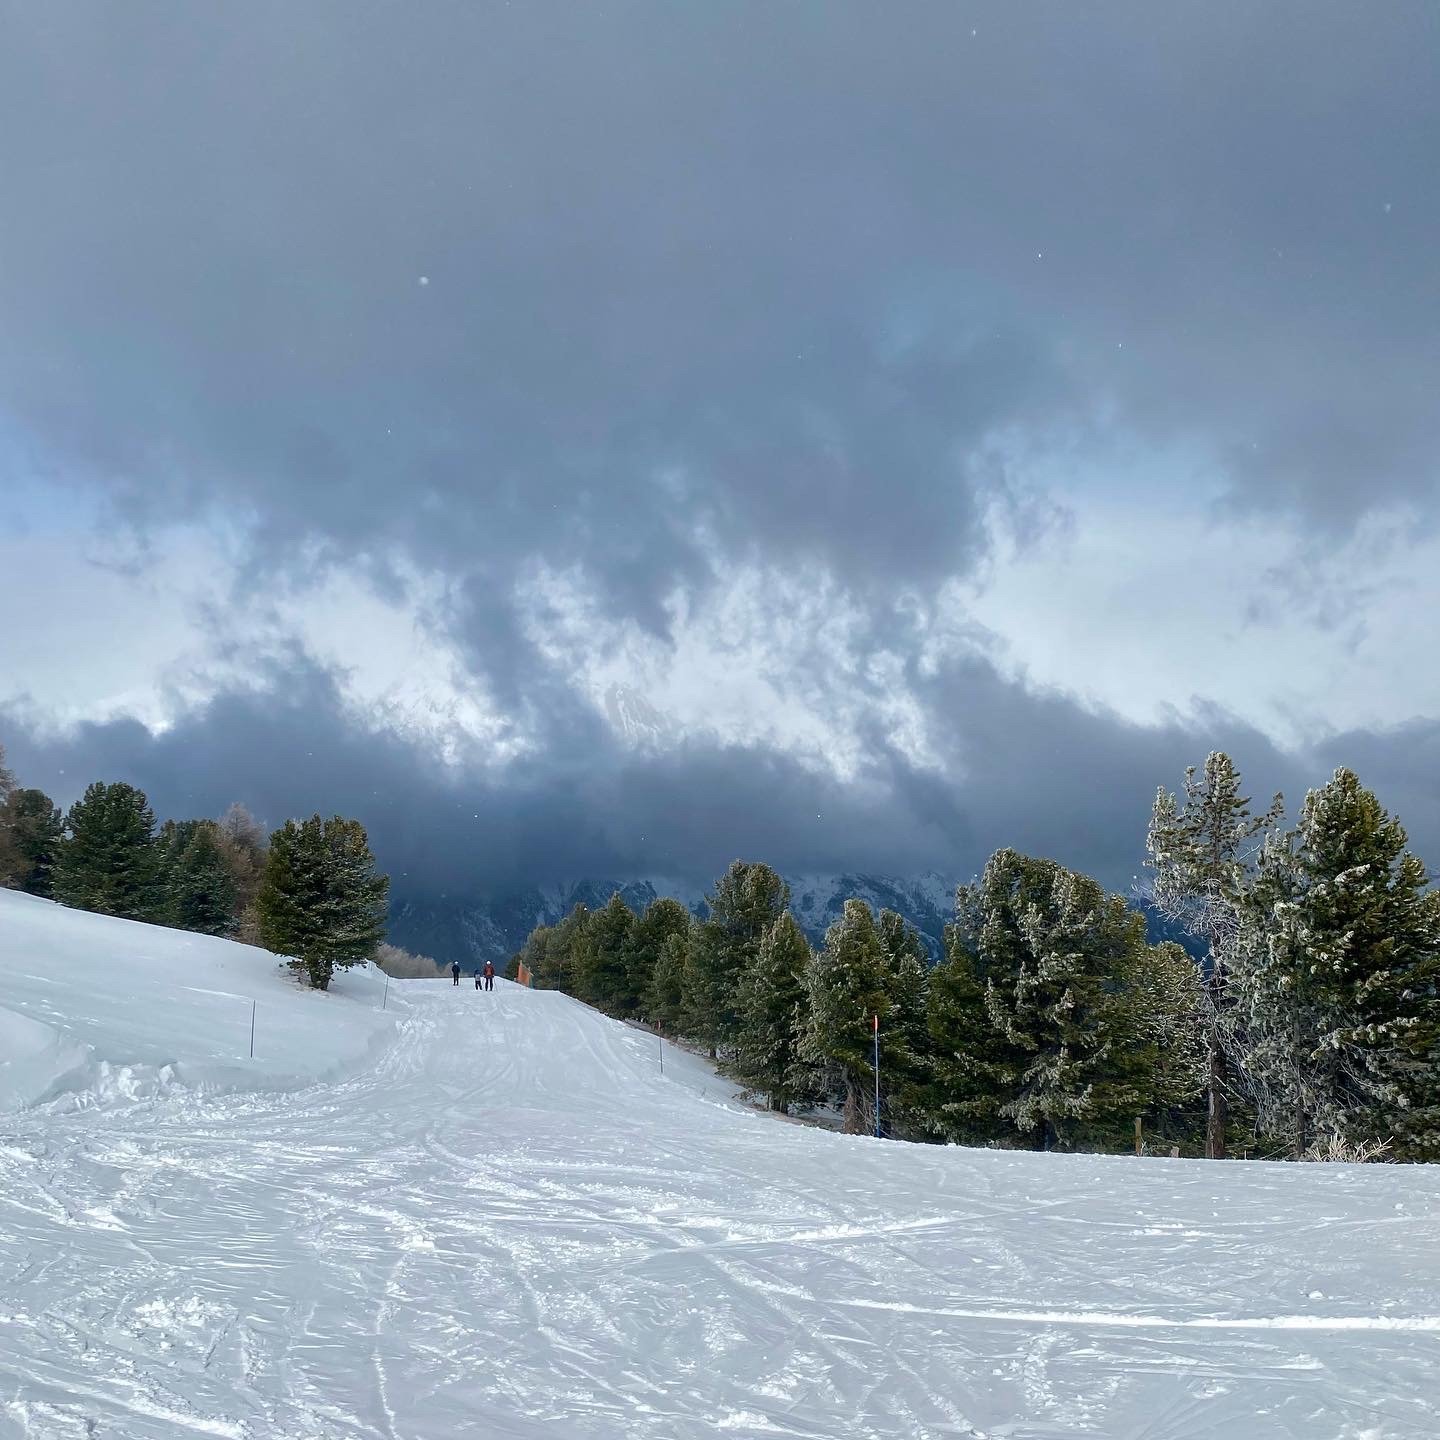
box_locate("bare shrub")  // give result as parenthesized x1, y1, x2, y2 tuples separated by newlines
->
(374, 942, 443, 979)
(1300, 1134, 1394, 1164)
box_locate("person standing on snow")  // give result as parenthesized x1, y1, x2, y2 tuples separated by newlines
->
(451, 960, 461, 986)
(474, 967, 482, 989)
(483, 959, 496, 992)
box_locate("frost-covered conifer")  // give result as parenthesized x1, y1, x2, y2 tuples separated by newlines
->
(1236, 769, 1440, 1159)
(952, 850, 1171, 1150)
(876, 908, 931, 1134)
(1147, 752, 1283, 1158)
(801, 899, 891, 1133)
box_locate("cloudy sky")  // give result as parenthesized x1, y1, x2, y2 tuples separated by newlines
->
(2, 3, 1438, 897)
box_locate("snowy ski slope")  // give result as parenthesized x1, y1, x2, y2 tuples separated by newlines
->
(2, 889, 1439, 1438)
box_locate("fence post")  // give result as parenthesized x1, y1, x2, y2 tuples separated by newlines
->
(249, 1000, 257, 1059)
(1134, 1116, 1143, 1156)
(383, 974, 390, 1011)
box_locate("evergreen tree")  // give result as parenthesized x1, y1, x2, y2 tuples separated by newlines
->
(646, 927, 690, 1034)
(801, 899, 891, 1133)
(876, 908, 931, 1134)
(535, 905, 592, 991)
(577, 891, 636, 1012)
(1147, 752, 1283, 1158)
(52, 781, 164, 921)
(680, 918, 730, 1057)
(256, 815, 388, 990)
(0, 743, 17, 885)
(1236, 769, 1440, 1159)
(165, 820, 239, 936)
(0, 787, 65, 897)
(956, 849, 1159, 1151)
(703, 861, 791, 1052)
(734, 911, 814, 1112)
(627, 897, 692, 1021)
(1113, 939, 1208, 1150)
(924, 923, 1011, 1143)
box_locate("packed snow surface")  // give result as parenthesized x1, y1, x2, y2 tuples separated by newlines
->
(3, 890, 1439, 1437)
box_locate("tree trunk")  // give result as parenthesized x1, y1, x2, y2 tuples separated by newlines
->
(1206, 1030, 1227, 1159)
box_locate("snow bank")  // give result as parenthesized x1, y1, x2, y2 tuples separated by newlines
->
(0, 888, 400, 1109)
(5, 890, 1440, 1436)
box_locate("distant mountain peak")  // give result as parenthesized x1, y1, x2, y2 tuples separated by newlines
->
(388, 870, 959, 966)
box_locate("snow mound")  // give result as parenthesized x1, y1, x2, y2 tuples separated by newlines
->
(0, 888, 399, 1110)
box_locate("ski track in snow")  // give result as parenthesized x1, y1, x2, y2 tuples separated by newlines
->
(3, 981, 1440, 1438)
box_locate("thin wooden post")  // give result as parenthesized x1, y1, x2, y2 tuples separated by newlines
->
(1134, 1115, 1143, 1156)
(249, 1000, 257, 1059)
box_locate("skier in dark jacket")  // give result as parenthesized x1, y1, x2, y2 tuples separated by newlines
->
(483, 959, 496, 992)
(451, 961, 461, 986)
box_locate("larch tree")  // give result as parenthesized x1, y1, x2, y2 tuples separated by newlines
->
(0, 786, 65, 897)
(216, 803, 268, 943)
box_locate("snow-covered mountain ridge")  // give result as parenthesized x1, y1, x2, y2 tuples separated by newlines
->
(387, 870, 960, 967)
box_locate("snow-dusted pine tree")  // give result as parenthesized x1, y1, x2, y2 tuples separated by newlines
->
(923, 921, 1009, 1142)
(957, 849, 1164, 1151)
(876, 907, 931, 1134)
(255, 815, 388, 991)
(1147, 752, 1283, 1158)
(802, 898, 891, 1133)
(704, 860, 791, 1051)
(734, 911, 814, 1112)
(1235, 768, 1440, 1159)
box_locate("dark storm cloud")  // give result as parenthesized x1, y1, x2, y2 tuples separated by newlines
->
(4, 4, 1439, 892)
(4, 2, 1436, 598)
(11, 650, 1414, 905)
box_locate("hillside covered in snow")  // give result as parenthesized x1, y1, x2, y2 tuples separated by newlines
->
(2, 888, 1439, 1438)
